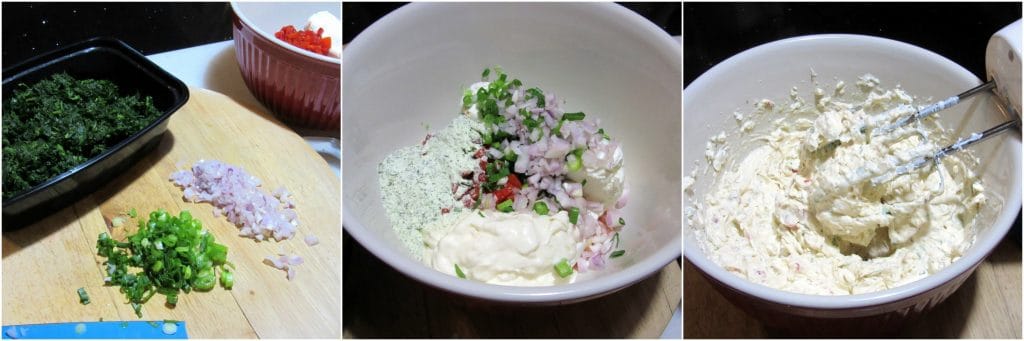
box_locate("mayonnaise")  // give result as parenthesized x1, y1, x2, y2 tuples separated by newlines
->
(423, 210, 581, 286)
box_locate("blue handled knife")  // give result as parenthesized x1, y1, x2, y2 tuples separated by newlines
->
(2, 321, 187, 339)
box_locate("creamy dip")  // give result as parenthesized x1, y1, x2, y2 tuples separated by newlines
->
(691, 75, 986, 295)
(423, 210, 581, 286)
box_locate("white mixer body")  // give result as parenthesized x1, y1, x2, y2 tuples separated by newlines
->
(986, 19, 1022, 117)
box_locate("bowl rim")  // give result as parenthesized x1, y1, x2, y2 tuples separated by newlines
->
(229, 1, 340, 65)
(342, 1, 682, 303)
(683, 33, 1022, 310)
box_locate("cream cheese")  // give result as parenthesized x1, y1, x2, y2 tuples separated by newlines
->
(567, 140, 625, 207)
(423, 210, 581, 286)
(305, 11, 341, 58)
(693, 75, 986, 295)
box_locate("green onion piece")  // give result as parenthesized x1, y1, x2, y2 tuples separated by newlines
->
(128, 208, 137, 218)
(220, 269, 234, 289)
(526, 88, 545, 107)
(193, 268, 216, 291)
(77, 287, 90, 305)
(166, 292, 178, 305)
(511, 79, 522, 88)
(131, 303, 143, 318)
(610, 250, 625, 258)
(554, 259, 573, 278)
(618, 217, 626, 226)
(568, 207, 580, 224)
(553, 118, 565, 137)
(562, 112, 585, 121)
(598, 128, 610, 140)
(497, 199, 514, 213)
(455, 264, 467, 279)
(581, 179, 588, 186)
(567, 149, 584, 172)
(533, 201, 549, 215)
(612, 233, 620, 248)
(477, 211, 485, 218)
(482, 68, 490, 79)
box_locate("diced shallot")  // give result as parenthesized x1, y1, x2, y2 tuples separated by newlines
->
(304, 235, 320, 246)
(170, 160, 299, 242)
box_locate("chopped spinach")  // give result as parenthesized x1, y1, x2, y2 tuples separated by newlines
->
(2, 73, 161, 199)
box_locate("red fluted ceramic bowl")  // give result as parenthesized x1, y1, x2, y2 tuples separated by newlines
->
(231, 2, 339, 130)
(683, 34, 1021, 335)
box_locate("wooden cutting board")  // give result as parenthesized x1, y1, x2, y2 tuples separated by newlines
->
(2, 88, 340, 338)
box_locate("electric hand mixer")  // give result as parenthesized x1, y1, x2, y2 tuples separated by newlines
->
(864, 19, 1021, 185)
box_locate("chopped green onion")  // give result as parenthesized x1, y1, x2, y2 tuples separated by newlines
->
(612, 233, 620, 248)
(504, 149, 517, 162)
(128, 208, 137, 218)
(497, 199, 514, 213)
(562, 112, 585, 121)
(96, 209, 233, 317)
(455, 264, 467, 279)
(568, 207, 580, 224)
(618, 217, 626, 226)
(220, 269, 234, 289)
(533, 201, 549, 215)
(477, 210, 485, 218)
(482, 68, 491, 79)
(610, 250, 625, 258)
(581, 179, 588, 186)
(511, 79, 522, 88)
(597, 128, 610, 140)
(77, 287, 90, 305)
(526, 88, 545, 108)
(554, 258, 573, 278)
(567, 149, 584, 172)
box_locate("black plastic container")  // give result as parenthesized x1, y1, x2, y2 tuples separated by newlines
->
(2, 37, 189, 229)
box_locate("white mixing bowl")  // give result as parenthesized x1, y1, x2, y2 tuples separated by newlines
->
(344, 3, 681, 304)
(684, 34, 1021, 333)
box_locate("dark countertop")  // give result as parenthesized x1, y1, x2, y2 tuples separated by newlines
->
(2, 2, 233, 69)
(684, 2, 1022, 85)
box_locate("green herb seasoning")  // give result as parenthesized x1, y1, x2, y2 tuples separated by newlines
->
(609, 250, 625, 258)
(96, 209, 232, 318)
(2, 73, 161, 199)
